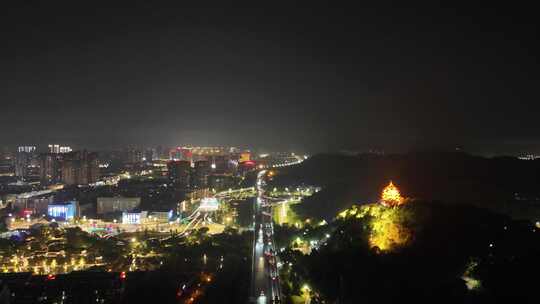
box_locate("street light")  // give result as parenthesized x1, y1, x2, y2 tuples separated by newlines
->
(301, 284, 311, 303)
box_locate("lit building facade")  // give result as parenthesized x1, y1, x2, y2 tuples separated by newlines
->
(48, 144, 72, 154)
(15, 146, 37, 179)
(122, 211, 148, 224)
(47, 201, 79, 221)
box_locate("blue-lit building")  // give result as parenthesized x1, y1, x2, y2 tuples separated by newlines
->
(47, 201, 79, 221)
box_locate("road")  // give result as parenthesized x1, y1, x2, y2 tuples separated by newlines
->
(250, 170, 282, 303)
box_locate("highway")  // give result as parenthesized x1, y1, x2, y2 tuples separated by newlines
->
(251, 170, 282, 303)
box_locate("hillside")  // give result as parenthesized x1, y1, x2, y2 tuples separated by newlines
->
(269, 152, 540, 220)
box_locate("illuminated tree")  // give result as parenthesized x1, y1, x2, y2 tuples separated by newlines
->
(337, 203, 413, 252)
(369, 216, 412, 251)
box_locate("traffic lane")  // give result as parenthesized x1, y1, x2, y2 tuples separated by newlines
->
(253, 170, 282, 303)
(254, 229, 269, 296)
(266, 223, 282, 302)
(254, 220, 272, 301)
(263, 233, 281, 302)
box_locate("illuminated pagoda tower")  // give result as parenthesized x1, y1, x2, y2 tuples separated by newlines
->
(380, 181, 404, 207)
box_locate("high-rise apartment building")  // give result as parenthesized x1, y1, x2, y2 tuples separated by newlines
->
(39, 153, 64, 184)
(61, 151, 99, 185)
(15, 146, 37, 179)
(167, 160, 191, 190)
(48, 144, 72, 154)
(193, 160, 211, 189)
(125, 147, 143, 164)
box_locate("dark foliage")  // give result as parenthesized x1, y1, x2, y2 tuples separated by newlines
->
(282, 202, 540, 303)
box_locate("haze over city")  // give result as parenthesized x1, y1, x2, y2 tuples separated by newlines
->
(2, 2, 539, 154)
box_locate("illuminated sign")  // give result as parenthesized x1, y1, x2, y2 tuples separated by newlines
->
(240, 152, 251, 163)
(22, 209, 33, 217)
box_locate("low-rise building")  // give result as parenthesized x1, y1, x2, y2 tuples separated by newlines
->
(122, 211, 148, 224)
(148, 210, 173, 222)
(96, 197, 141, 215)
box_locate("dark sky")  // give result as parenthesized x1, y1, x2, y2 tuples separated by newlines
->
(1, 2, 538, 154)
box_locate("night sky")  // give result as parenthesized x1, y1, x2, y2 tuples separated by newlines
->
(1, 2, 538, 154)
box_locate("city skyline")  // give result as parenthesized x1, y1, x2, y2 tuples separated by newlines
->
(2, 3, 540, 303)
